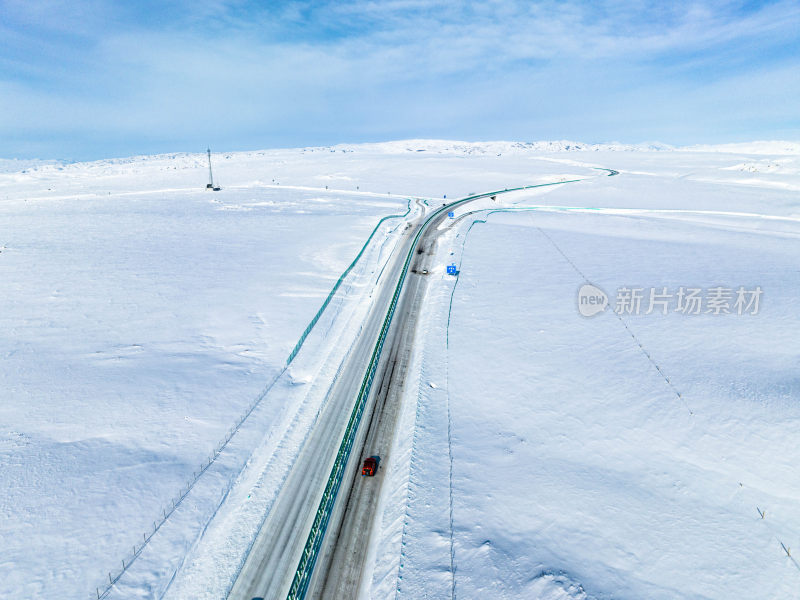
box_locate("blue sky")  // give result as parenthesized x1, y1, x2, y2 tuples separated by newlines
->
(1, 0, 799, 160)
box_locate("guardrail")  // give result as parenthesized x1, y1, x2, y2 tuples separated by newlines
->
(286, 179, 580, 599)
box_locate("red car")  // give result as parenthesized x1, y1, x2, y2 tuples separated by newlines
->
(362, 455, 380, 476)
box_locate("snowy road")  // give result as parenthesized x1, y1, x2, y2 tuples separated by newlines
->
(229, 180, 581, 600)
(308, 199, 450, 600)
(227, 205, 430, 600)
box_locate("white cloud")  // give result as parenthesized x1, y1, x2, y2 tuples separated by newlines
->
(1, 0, 798, 157)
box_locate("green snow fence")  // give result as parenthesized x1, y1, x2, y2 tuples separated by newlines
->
(286, 198, 413, 365)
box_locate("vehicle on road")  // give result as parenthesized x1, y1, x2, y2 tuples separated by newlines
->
(361, 456, 380, 476)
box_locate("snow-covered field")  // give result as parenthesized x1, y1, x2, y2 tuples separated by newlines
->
(0, 150, 418, 598)
(1, 140, 799, 599)
(368, 145, 800, 599)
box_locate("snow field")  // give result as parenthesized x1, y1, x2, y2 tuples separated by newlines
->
(371, 162, 800, 599)
(3, 141, 799, 598)
(0, 154, 412, 598)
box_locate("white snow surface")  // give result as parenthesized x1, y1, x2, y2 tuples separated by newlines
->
(1, 140, 799, 599)
(368, 151, 800, 599)
(683, 141, 800, 155)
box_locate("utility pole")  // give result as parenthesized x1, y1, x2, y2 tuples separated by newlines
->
(206, 148, 215, 189)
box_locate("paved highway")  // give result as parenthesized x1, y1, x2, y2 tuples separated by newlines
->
(229, 180, 582, 600)
(307, 203, 450, 599)
(228, 202, 433, 600)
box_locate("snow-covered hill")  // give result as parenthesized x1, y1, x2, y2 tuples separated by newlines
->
(5, 138, 799, 179)
(683, 140, 800, 155)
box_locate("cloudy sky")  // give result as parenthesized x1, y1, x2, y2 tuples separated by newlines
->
(1, 0, 799, 160)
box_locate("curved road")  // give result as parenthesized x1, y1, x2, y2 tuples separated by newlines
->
(229, 179, 586, 600)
